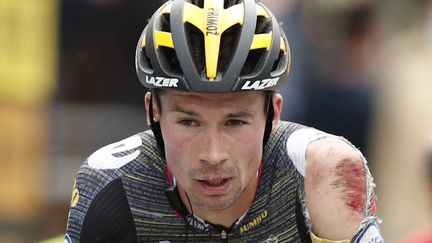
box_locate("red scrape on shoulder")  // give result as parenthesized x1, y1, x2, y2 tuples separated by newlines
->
(332, 159, 366, 213)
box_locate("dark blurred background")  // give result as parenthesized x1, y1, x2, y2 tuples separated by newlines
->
(0, 0, 431, 242)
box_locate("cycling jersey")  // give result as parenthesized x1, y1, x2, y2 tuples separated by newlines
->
(65, 121, 379, 243)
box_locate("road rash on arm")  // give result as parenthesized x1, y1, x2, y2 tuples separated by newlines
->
(305, 137, 368, 241)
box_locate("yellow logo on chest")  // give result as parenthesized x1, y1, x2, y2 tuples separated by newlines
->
(239, 210, 269, 234)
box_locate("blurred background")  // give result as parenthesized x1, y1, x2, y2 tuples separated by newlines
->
(0, 0, 431, 242)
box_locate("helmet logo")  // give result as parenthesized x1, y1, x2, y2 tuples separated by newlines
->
(146, 76, 179, 88)
(206, 8, 219, 36)
(241, 77, 279, 90)
(183, 1, 244, 81)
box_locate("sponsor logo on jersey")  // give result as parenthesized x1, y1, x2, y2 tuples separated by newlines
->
(70, 179, 80, 208)
(88, 135, 142, 170)
(146, 76, 179, 88)
(187, 215, 210, 232)
(239, 210, 268, 234)
(70, 187, 80, 208)
(353, 221, 383, 243)
(241, 78, 279, 90)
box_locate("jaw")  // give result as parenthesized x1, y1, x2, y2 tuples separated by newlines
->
(177, 170, 260, 227)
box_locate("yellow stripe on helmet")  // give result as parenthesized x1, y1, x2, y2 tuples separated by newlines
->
(183, 0, 245, 81)
(140, 34, 146, 49)
(154, 31, 174, 48)
(250, 32, 273, 50)
(220, 4, 244, 31)
(149, 2, 175, 50)
(280, 37, 287, 53)
(183, 2, 206, 32)
(203, 0, 224, 81)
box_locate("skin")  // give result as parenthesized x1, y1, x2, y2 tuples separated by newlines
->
(305, 137, 366, 240)
(145, 90, 367, 240)
(145, 90, 282, 228)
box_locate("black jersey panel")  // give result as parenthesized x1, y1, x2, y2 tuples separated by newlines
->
(80, 178, 137, 243)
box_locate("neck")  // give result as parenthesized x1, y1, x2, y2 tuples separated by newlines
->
(179, 176, 259, 228)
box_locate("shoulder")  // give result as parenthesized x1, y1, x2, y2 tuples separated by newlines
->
(86, 131, 157, 170)
(266, 121, 308, 152)
(70, 132, 150, 209)
(263, 121, 308, 168)
(305, 135, 378, 240)
(66, 131, 161, 241)
(280, 123, 381, 240)
(73, 130, 163, 199)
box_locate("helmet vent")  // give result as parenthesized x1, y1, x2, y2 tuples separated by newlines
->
(255, 16, 272, 34)
(189, 0, 204, 8)
(271, 38, 288, 74)
(141, 46, 153, 71)
(240, 14, 272, 76)
(240, 49, 265, 76)
(224, 0, 243, 9)
(185, 22, 205, 76)
(159, 46, 182, 75)
(218, 24, 241, 77)
(271, 51, 283, 72)
(160, 13, 171, 32)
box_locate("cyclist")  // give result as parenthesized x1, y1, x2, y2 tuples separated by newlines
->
(65, 0, 382, 242)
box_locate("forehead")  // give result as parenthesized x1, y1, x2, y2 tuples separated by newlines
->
(158, 90, 266, 106)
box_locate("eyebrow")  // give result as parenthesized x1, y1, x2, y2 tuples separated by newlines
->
(171, 106, 199, 117)
(171, 106, 254, 119)
(226, 111, 254, 119)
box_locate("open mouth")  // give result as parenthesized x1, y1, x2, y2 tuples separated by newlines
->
(198, 178, 230, 187)
(196, 177, 232, 194)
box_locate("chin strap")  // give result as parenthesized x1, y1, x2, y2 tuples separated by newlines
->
(263, 91, 274, 148)
(148, 93, 166, 159)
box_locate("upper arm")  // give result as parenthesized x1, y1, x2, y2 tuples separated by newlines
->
(65, 135, 143, 242)
(305, 137, 370, 240)
(286, 128, 382, 242)
(66, 174, 137, 242)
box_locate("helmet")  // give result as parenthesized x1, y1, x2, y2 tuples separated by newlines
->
(135, 0, 291, 93)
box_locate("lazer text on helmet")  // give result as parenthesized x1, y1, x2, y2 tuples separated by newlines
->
(146, 76, 179, 88)
(241, 77, 279, 90)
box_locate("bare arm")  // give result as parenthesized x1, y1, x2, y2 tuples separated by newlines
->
(305, 137, 366, 240)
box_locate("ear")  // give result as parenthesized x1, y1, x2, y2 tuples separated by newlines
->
(271, 93, 283, 133)
(144, 92, 160, 126)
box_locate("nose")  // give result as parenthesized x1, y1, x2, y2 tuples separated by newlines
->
(199, 128, 228, 166)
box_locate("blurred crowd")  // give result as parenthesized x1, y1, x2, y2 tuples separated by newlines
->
(0, 0, 431, 242)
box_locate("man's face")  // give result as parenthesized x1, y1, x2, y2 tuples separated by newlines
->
(154, 91, 269, 211)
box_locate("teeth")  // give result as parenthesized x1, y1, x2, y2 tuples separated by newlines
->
(202, 178, 227, 186)
(208, 179, 224, 185)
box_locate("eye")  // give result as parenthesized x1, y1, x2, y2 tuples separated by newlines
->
(225, 119, 247, 126)
(178, 119, 199, 127)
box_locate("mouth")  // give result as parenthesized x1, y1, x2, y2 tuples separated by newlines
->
(198, 178, 229, 187)
(196, 177, 232, 194)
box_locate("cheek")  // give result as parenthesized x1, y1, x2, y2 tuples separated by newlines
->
(160, 119, 190, 151)
(160, 123, 189, 171)
(235, 131, 264, 179)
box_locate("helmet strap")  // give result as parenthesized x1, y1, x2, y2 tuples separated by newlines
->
(263, 91, 274, 148)
(149, 93, 166, 159)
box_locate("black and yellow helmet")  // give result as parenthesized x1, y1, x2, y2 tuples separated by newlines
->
(135, 0, 291, 92)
